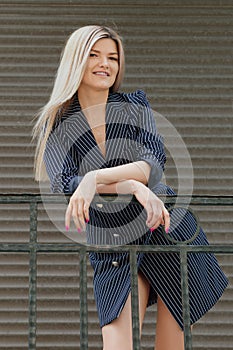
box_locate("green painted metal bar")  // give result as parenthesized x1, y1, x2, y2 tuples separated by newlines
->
(180, 247, 192, 349)
(79, 247, 88, 350)
(0, 243, 233, 254)
(0, 193, 233, 206)
(130, 247, 141, 350)
(28, 200, 38, 350)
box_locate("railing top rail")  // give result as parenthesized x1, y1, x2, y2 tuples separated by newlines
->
(0, 193, 233, 205)
(0, 243, 232, 254)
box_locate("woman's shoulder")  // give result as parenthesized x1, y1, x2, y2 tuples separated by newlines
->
(52, 94, 80, 129)
(61, 94, 81, 119)
(115, 90, 150, 107)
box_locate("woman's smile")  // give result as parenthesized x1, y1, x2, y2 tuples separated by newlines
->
(93, 71, 110, 77)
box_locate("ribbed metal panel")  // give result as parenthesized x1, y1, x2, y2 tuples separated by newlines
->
(0, 1, 232, 349)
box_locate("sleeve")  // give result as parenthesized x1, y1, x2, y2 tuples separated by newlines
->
(133, 90, 166, 188)
(44, 132, 83, 194)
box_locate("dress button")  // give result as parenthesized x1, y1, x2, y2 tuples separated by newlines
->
(112, 261, 119, 267)
(96, 203, 103, 208)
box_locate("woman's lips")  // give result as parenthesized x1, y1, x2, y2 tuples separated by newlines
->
(93, 71, 110, 76)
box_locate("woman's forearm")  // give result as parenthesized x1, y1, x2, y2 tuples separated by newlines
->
(95, 161, 151, 186)
(97, 180, 143, 194)
(97, 179, 140, 195)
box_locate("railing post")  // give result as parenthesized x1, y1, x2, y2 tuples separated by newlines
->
(180, 246, 192, 349)
(130, 247, 141, 350)
(28, 200, 38, 350)
(79, 247, 88, 350)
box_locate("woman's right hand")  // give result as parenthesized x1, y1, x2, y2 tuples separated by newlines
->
(130, 180, 170, 232)
(65, 171, 97, 232)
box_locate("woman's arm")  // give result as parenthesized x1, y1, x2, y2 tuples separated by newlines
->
(68, 160, 151, 194)
(65, 160, 151, 227)
(96, 179, 169, 233)
(65, 175, 170, 233)
(96, 160, 151, 186)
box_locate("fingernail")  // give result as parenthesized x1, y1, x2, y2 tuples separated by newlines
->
(165, 227, 169, 234)
(77, 228, 81, 233)
(150, 228, 154, 232)
(65, 226, 69, 231)
(85, 219, 89, 223)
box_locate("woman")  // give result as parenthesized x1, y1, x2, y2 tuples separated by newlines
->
(33, 25, 228, 350)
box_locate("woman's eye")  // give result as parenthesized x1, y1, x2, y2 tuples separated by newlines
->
(109, 57, 118, 61)
(90, 53, 97, 57)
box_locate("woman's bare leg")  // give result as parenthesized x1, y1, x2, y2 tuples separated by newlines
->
(102, 272, 150, 350)
(155, 296, 185, 350)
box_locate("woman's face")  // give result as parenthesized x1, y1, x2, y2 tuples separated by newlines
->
(80, 38, 119, 93)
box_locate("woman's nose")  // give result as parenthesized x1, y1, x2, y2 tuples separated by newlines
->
(99, 56, 109, 68)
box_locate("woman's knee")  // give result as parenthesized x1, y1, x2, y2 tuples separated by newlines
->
(156, 296, 185, 350)
(102, 317, 133, 350)
(102, 274, 150, 350)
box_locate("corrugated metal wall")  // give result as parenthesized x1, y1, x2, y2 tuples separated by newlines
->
(0, 1, 232, 349)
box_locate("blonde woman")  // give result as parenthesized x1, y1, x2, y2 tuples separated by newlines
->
(33, 25, 228, 350)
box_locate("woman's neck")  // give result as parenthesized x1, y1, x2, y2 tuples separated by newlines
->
(77, 87, 109, 110)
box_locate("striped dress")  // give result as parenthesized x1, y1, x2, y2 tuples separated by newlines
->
(44, 89, 228, 329)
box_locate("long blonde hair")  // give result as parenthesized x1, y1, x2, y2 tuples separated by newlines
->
(33, 25, 125, 181)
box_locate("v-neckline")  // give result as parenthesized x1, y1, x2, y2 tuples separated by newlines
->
(73, 92, 119, 162)
(79, 106, 108, 162)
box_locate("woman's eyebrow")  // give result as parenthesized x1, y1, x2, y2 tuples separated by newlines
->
(91, 49, 118, 55)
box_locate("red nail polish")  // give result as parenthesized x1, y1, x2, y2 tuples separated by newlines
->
(165, 227, 169, 234)
(65, 226, 69, 231)
(150, 228, 154, 232)
(85, 219, 89, 223)
(77, 228, 81, 233)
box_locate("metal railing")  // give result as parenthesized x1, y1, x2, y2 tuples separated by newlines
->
(0, 193, 233, 350)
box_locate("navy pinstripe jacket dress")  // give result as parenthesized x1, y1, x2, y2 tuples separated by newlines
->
(44, 90, 228, 329)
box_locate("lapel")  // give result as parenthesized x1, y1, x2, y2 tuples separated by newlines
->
(105, 93, 131, 163)
(62, 92, 132, 170)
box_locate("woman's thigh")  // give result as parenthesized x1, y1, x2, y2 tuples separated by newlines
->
(155, 296, 185, 350)
(101, 272, 150, 350)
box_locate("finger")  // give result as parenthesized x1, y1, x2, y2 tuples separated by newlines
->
(76, 199, 85, 231)
(160, 216, 165, 226)
(145, 202, 154, 226)
(68, 199, 82, 232)
(65, 204, 72, 231)
(147, 199, 163, 227)
(162, 207, 170, 233)
(72, 207, 82, 232)
(147, 208, 160, 227)
(83, 201, 90, 223)
(149, 216, 163, 231)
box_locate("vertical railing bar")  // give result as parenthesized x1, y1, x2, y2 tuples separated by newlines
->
(130, 247, 141, 350)
(79, 247, 88, 349)
(28, 200, 38, 350)
(180, 246, 192, 350)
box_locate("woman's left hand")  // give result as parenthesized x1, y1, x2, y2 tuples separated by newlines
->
(65, 171, 97, 232)
(131, 180, 170, 233)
